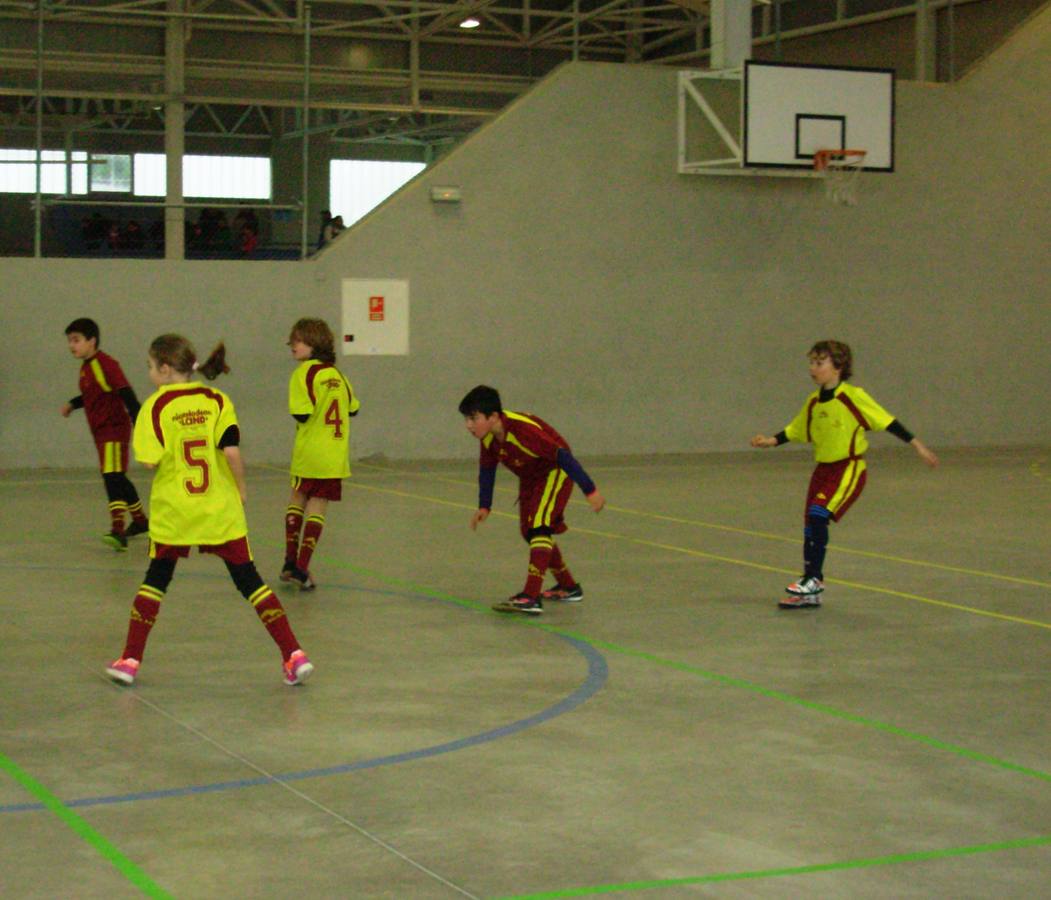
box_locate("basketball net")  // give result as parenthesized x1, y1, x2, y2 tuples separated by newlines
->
(813, 149, 866, 207)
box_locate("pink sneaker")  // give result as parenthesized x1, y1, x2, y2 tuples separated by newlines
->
(106, 657, 140, 685)
(283, 649, 314, 686)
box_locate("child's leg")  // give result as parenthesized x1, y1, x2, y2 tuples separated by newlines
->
(225, 560, 300, 661)
(119, 557, 177, 662)
(803, 505, 831, 580)
(102, 472, 129, 536)
(284, 486, 307, 573)
(520, 472, 574, 598)
(295, 496, 329, 575)
(547, 543, 576, 588)
(120, 475, 148, 527)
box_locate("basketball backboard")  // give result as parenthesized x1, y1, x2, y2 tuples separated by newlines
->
(678, 60, 895, 177)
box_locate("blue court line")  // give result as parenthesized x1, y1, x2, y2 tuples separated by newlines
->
(0, 572, 608, 815)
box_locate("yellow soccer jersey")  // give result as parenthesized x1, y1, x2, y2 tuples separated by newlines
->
(134, 383, 247, 545)
(288, 360, 359, 478)
(784, 382, 895, 463)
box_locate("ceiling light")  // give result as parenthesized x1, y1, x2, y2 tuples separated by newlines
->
(459, 17, 480, 28)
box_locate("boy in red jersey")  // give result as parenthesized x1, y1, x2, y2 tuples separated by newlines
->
(459, 385, 605, 615)
(751, 340, 938, 609)
(60, 318, 149, 550)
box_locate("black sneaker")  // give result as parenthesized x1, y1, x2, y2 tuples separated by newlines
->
(290, 567, 316, 591)
(125, 520, 149, 538)
(102, 531, 128, 552)
(540, 582, 583, 603)
(492, 592, 543, 615)
(279, 560, 296, 583)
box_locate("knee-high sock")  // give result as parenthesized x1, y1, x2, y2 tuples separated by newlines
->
(228, 561, 299, 660)
(122, 476, 148, 525)
(103, 472, 128, 534)
(284, 505, 304, 564)
(804, 506, 831, 580)
(547, 543, 575, 588)
(296, 515, 324, 572)
(524, 534, 554, 598)
(121, 558, 175, 661)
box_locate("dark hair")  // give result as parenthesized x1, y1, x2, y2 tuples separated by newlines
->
(65, 317, 99, 344)
(809, 340, 853, 381)
(149, 334, 230, 381)
(459, 385, 502, 417)
(289, 318, 335, 364)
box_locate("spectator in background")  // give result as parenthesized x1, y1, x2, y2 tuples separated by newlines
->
(317, 209, 332, 250)
(322, 215, 345, 245)
(239, 223, 259, 256)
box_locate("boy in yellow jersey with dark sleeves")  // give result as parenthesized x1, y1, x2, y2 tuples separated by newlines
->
(751, 340, 938, 608)
(460, 385, 605, 615)
(60, 318, 149, 549)
(280, 318, 360, 591)
(105, 334, 313, 687)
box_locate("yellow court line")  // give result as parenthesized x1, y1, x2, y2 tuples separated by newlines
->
(343, 478, 1051, 632)
(352, 461, 1051, 591)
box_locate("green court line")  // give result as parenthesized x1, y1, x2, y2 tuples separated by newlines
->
(326, 558, 1051, 784)
(492, 834, 1051, 898)
(0, 751, 173, 899)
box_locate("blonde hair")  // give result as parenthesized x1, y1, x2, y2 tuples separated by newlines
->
(289, 318, 335, 364)
(149, 334, 230, 380)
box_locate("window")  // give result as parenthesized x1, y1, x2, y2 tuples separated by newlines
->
(134, 153, 271, 199)
(89, 154, 132, 192)
(329, 160, 426, 228)
(0, 149, 88, 194)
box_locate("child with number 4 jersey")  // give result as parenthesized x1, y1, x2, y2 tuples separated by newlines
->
(281, 318, 360, 591)
(750, 340, 938, 609)
(106, 335, 313, 687)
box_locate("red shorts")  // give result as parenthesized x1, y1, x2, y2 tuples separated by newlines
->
(518, 469, 573, 539)
(291, 476, 342, 501)
(805, 458, 867, 523)
(94, 440, 129, 474)
(150, 535, 253, 565)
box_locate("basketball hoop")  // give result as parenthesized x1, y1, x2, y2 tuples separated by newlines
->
(813, 149, 866, 206)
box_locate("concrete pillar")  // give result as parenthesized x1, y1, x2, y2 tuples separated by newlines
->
(164, 0, 185, 259)
(914, 0, 937, 82)
(710, 0, 752, 71)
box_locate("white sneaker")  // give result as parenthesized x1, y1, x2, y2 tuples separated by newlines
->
(785, 576, 824, 596)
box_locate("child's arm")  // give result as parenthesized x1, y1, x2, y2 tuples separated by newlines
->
(60, 396, 84, 417)
(555, 448, 605, 514)
(118, 386, 141, 423)
(470, 465, 497, 530)
(750, 431, 788, 449)
(223, 445, 248, 503)
(909, 437, 939, 467)
(886, 420, 938, 468)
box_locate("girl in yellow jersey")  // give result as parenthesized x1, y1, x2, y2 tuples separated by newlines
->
(105, 334, 314, 686)
(280, 318, 360, 590)
(751, 340, 938, 609)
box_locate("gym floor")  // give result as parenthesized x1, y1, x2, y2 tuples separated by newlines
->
(2, 446, 1050, 898)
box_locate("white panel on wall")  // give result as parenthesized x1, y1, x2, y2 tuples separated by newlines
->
(341, 278, 410, 356)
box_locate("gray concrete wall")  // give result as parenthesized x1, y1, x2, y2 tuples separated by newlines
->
(2, 6, 1049, 469)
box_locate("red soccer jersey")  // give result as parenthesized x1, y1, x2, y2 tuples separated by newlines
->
(479, 411, 570, 483)
(78, 351, 132, 442)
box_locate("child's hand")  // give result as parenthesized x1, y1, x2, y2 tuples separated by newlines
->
(750, 434, 777, 449)
(60, 403, 73, 418)
(470, 508, 490, 530)
(912, 439, 939, 468)
(586, 490, 606, 513)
